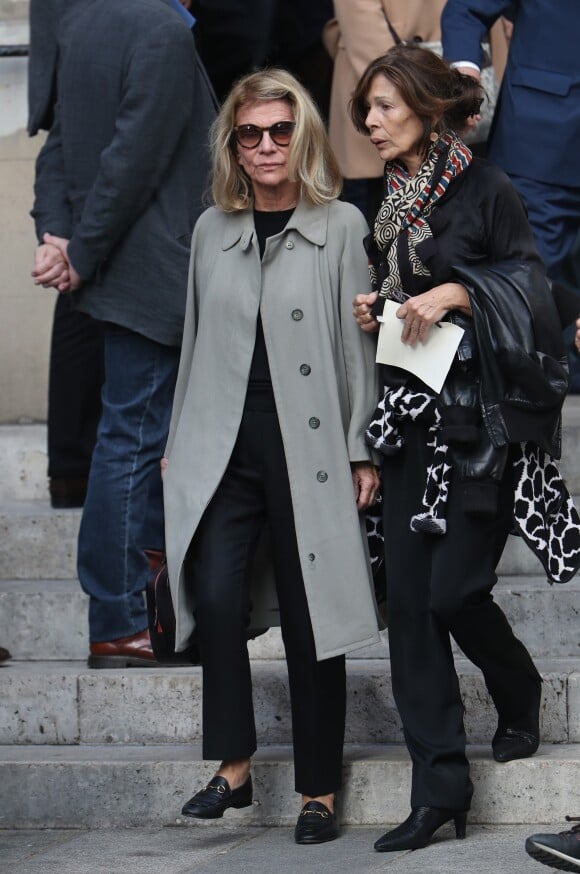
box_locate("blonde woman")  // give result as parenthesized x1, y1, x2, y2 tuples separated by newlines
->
(162, 69, 380, 844)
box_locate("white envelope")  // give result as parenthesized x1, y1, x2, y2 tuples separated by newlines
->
(376, 299, 465, 394)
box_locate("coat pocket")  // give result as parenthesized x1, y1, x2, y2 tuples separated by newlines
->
(511, 65, 572, 96)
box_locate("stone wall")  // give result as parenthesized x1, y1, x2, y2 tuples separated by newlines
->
(0, 1, 52, 422)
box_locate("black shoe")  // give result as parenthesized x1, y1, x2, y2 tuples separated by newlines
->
(374, 806, 467, 852)
(525, 817, 580, 871)
(181, 775, 253, 819)
(492, 728, 540, 763)
(294, 801, 339, 845)
(49, 476, 88, 509)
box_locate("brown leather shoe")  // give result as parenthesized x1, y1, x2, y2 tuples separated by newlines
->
(88, 629, 157, 668)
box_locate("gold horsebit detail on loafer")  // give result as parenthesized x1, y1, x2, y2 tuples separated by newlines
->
(205, 784, 226, 794)
(301, 809, 329, 817)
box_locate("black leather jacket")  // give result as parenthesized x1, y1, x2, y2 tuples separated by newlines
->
(435, 260, 568, 506)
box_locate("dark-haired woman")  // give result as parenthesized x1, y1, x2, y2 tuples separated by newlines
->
(352, 45, 575, 852)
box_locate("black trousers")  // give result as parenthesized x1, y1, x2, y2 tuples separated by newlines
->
(382, 423, 541, 811)
(189, 398, 346, 797)
(47, 295, 104, 478)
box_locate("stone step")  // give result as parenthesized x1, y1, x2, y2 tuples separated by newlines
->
(0, 742, 577, 827)
(1, 575, 578, 662)
(1, 658, 578, 747)
(2, 501, 579, 581)
(1, 405, 579, 502)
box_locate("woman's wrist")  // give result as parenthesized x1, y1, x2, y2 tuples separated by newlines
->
(438, 282, 471, 315)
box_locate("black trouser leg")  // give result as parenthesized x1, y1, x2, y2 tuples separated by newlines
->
(47, 295, 104, 478)
(190, 407, 345, 794)
(383, 424, 541, 810)
(431, 463, 541, 730)
(189, 425, 262, 762)
(261, 411, 345, 797)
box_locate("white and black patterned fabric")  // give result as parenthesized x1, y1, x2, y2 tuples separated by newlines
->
(366, 385, 451, 535)
(513, 443, 580, 584)
(366, 389, 580, 585)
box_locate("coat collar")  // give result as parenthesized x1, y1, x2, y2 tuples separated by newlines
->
(221, 199, 329, 251)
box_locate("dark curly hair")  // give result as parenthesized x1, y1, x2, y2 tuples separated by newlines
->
(350, 44, 484, 158)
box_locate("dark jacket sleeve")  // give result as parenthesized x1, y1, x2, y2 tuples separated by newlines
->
(480, 167, 544, 267)
(31, 109, 73, 240)
(441, 0, 512, 66)
(66, 21, 195, 280)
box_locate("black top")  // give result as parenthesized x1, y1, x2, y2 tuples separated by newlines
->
(373, 158, 545, 388)
(248, 208, 295, 389)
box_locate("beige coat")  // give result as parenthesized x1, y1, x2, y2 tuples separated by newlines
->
(325, 0, 507, 180)
(163, 199, 381, 660)
(326, 0, 446, 179)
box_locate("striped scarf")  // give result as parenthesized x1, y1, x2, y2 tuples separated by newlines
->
(369, 132, 472, 307)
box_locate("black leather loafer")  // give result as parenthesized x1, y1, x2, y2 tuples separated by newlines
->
(492, 728, 540, 762)
(181, 775, 253, 819)
(294, 801, 339, 845)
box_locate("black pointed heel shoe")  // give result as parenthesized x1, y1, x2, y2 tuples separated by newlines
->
(492, 727, 540, 763)
(294, 801, 339, 845)
(374, 806, 468, 852)
(181, 774, 253, 819)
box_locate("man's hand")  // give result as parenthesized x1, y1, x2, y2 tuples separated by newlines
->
(351, 461, 380, 511)
(32, 242, 71, 292)
(455, 65, 481, 82)
(43, 233, 83, 291)
(353, 291, 380, 333)
(575, 316, 580, 352)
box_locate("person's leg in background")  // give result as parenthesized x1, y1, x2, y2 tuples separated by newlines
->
(78, 322, 179, 663)
(47, 294, 104, 507)
(509, 174, 580, 393)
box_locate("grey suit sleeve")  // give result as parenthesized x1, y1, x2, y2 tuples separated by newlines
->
(441, 0, 512, 66)
(67, 22, 195, 280)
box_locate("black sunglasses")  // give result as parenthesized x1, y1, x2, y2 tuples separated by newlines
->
(232, 121, 296, 149)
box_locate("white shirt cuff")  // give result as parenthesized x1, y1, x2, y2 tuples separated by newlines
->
(451, 60, 481, 73)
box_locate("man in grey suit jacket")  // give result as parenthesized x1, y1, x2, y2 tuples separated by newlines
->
(31, 0, 217, 665)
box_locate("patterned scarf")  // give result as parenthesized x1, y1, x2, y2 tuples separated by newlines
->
(368, 131, 472, 308)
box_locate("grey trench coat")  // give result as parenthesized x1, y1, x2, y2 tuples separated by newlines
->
(163, 198, 381, 659)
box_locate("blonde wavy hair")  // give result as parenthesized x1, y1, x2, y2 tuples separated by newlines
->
(210, 68, 342, 212)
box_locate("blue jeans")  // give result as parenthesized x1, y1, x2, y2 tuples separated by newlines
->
(77, 323, 180, 642)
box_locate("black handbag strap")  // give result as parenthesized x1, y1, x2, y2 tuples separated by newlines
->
(383, 12, 403, 45)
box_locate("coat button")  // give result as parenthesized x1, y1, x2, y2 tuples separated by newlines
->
(291, 309, 303, 321)
(308, 553, 315, 562)
(309, 417, 320, 429)
(316, 470, 328, 483)
(285, 240, 294, 249)
(300, 364, 311, 376)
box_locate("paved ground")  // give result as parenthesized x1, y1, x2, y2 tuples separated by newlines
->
(0, 824, 559, 873)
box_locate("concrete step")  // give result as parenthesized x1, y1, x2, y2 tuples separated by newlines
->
(0, 742, 577, 827)
(1, 575, 577, 662)
(1, 405, 579, 502)
(2, 501, 580, 581)
(0, 503, 80, 579)
(0, 658, 578, 747)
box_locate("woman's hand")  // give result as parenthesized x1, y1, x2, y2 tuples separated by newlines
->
(351, 461, 380, 511)
(397, 282, 471, 346)
(353, 291, 380, 333)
